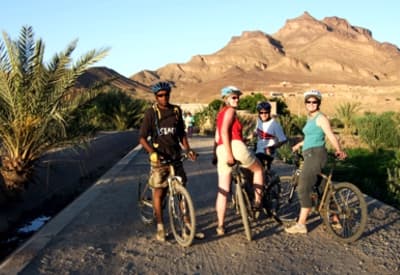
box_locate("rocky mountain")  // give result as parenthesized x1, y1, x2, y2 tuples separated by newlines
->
(130, 12, 400, 103)
(76, 67, 153, 100)
(79, 12, 400, 111)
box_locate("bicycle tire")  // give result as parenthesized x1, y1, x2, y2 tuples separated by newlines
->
(242, 185, 255, 220)
(278, 175, 300, 222)
(168, 180, 196, 247)
(236, 183, 252, 241)
(322, 182, 368, 243)
(263, 179, 281, 215)
(138, 182, 155, 225)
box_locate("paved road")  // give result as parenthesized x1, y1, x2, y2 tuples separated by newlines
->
(0, 130, 139, 233)
(0, 136, 399, 274)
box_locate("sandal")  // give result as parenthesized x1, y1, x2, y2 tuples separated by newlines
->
(216, 226, 225, 236)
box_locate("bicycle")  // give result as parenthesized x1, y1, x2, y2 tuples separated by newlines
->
(241, 140, 283, 223)
(229, 156, 284, 241)
(279, 152, 368, 243)
(230, 161, 253, 241)
(277, 153, 303, 222)
(238, 162, 282, 223)
(137, 153, 196, 247)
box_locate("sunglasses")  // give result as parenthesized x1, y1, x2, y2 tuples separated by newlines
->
(259, 111, 270, 114)
(230, 96, 240, 100)
(156, 93, 170, 98)
(305, 100, 318, 104)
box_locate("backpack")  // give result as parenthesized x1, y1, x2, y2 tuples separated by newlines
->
(151, 103, 182, 148)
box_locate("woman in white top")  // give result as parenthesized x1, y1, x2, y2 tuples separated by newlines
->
(253, 102, 287, 170)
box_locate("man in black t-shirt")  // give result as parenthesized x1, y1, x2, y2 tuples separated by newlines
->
(139, 81, 196, 242)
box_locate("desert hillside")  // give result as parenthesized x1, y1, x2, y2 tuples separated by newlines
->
(79, 12, 400, 116)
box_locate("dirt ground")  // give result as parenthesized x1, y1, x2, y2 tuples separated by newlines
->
(2, 136, 398, 274)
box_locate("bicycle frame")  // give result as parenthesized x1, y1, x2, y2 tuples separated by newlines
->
(166, 160, 183, 192)
(290, 154, 337, 213)
(317, 166, 334, 213)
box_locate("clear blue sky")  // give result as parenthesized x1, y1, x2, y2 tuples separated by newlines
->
(2, 0, 399, 77)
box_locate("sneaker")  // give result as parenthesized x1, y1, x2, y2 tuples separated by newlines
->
(195, 232, 205, 239)
(216, 226, 225, 236)
(284, 223, 307, 234)
(156, 228, 166, 241)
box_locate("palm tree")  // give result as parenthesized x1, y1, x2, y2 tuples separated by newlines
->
(335, 102, 361, 134)
(0, 26, 108, 189)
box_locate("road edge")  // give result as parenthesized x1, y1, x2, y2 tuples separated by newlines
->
(0, 144, 143, 275)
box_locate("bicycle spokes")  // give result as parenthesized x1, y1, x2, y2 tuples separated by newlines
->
(138, 182, 155, 224)
(324, 183, 367, 242)
(168, 184, 196, 247)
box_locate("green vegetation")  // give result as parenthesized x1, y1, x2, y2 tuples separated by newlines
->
(355, 112, 400, 152)
(238, 93, 266, 113)
(387, 167, 400, 206)
(335, 148, 400, 209)
(335, 102, 361, 134)
(0, 26, 108, 189)
(68, 89, 149, 135)
(193, 99, 222, 135)
(278, 114, 306, 137)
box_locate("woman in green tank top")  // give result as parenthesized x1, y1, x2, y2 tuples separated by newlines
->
(285, 90, 347, 234)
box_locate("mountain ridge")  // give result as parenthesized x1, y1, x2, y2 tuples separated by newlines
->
(78, 12, 400, 114)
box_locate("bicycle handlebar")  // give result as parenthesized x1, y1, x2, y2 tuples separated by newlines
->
(292, 151, 342, 168)
(159, 152, 198, 165)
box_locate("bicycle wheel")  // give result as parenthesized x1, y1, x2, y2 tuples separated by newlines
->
(168, 180, 196, 247)
(241, 184, 255, 220)
(278, 175, 300, 222)
(322, 182, 368, 243)
(138, 182, 154, 224)
(263, 180, 281, 220)
(231, 179, 252, 217)
(235, 184, 252, 241)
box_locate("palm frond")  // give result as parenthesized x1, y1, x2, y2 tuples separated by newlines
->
(0, 26, 108, 188)
(2, 31, 22, 82)
(17, 26, 35, 75)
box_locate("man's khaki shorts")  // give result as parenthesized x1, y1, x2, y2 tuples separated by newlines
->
(148, 162, 187, 189)
(216, 140, 257, 175)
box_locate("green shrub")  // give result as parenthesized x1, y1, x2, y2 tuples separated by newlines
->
(277, 143, 293, 162)
(208, 99, 224, 111)
(68, 89, 149, 135)
(193, 101, 220, 135)
(330, 117, 344, 129)
(355, 112, 400, 152)
(238, 93, 267, 113)
(335, 102, 361, 134)
(334, 147, 399, 208)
